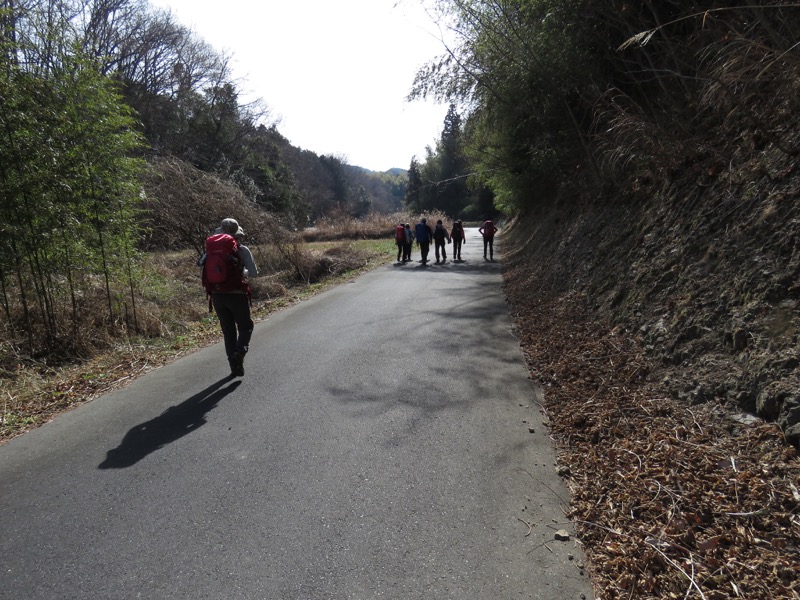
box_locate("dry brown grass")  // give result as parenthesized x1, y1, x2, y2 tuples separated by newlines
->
(505, 283, 800, 600)
(301, 210, 454, 242)
(0, 237, 391, 443)
(0, 155, 454, 442)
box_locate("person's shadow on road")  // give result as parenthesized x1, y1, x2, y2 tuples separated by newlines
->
(98, 376, 241, 469)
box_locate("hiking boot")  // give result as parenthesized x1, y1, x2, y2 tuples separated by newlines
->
(229, 352, 245, 377)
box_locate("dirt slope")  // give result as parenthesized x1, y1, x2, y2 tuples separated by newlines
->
(500, 158, 800, 597)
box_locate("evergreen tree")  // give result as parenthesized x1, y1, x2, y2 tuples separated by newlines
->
(404, 157, 424, 213)
(436, 103, 470, 216)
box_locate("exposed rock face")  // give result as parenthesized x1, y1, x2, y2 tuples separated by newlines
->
(505, 158, 800, 445)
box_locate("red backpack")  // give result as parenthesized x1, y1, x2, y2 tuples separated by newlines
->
(202, 233, 248, 308)
(395, 224, 405, 242)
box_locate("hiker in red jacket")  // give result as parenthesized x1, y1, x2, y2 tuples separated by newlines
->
(478, 219, 498, 260)
(394, 223, 405, 262)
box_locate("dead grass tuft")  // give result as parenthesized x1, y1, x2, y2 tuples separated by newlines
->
(301, 210, 454, 242)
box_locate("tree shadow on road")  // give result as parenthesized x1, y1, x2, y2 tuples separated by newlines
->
(98, 376, 241, 469)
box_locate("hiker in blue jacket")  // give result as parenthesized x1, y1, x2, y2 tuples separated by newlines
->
(414, 218, 434, 265)
(402, 223, 414, 262)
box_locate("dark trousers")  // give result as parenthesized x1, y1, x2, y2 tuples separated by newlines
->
(434, 240, 447, 261)
(402, 242, 412, 261)
(396, 241, 403, 261)
(212, 292, 253, 358)
(418, 242, 430, 263)
(483, 237, 494, 258)
(453, 239, 463, 259)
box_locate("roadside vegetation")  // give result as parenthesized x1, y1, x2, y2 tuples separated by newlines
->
(0, 0, 459, 442)
(0, 212, 395, 441)
(0, 198, 456, 442)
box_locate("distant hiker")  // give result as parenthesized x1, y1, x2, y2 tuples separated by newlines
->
(199, 218, 258, 377)
(394, 223, 406, 262)
(478, 219, 498, 260)
(433, 219, 451, 264)
(402, 223, 414, 262)
(415, 217, 434, 265)
(450, 220, 466, 261)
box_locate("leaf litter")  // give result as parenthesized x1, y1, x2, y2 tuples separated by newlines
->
(504, 280, 800, 600)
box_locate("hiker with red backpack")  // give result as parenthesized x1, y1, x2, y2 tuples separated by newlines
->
(394, 223, 405, 262)
(478, 219, 498, 260)
(199, 218, 258, 377)
(451, 220, 466, 261)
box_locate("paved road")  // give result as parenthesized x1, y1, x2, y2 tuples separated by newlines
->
(0, 228, 594, 600)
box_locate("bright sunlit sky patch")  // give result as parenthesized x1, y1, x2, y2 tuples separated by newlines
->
(147, 0, 450, 171)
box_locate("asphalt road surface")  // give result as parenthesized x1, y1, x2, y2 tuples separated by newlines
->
(0, 228, 594, 600)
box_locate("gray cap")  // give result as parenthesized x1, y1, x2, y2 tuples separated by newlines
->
(220, 218, 244, 237)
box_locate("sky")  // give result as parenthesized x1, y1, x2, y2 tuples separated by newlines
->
(148, 0, 451, 172)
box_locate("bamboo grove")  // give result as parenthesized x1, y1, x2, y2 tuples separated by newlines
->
(1, 4, 144, 361)
(410, 1, 800, 214)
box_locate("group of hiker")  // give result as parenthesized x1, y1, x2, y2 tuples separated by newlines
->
(199, 215, 499, 378)
(395, 218, 498, 265)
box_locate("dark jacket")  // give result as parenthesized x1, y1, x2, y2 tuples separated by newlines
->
(415, 222, 433, 244)
(433, 224, 450, 243)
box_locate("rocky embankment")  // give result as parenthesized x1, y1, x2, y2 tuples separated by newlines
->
(509, 154, 800, 445)
(501, 151, 800, 598)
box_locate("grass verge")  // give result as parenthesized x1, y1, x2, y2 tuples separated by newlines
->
(0, 239, 393, 443)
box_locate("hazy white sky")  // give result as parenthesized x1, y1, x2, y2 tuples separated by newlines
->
(148, 0, 450, 172)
